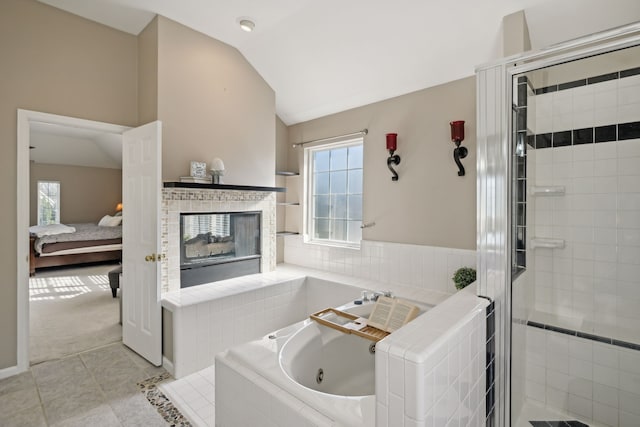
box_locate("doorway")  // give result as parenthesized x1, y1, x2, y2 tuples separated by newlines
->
(17, 110, 130, 371)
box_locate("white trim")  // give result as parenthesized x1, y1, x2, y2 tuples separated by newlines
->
(0, 364, 22, 381)
(476, 21, 640, 72)
(16, 109, 130, 375)
(16, 110, 30, 374)
(303, 137, 364, 248)
(162, 356, 175, 376)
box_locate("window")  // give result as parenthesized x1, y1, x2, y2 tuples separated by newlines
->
(37, 181, 60, 225)
(305, 139, 363, 246)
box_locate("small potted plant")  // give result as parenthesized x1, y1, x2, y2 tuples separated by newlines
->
(452, 267, 476, 290)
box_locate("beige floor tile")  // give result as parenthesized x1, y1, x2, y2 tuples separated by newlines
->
(4, 404, 47, 427)
(100, 379, 143, 402)
(32, 357, 86, 385)
(33, 357, 101, 403)
(144, 365, 168, 378)
(122, 345, 158, 370)
(42, 386, 105, 425)
(0, 386, 41, 414)
(50, 404, 122, 427)
(0, 371, 36, 396)
(93, 363, 149, 392)
(80, 343, 132, 372)
(109, 393, 168, 427)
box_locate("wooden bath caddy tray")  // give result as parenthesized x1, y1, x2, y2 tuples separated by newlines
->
(310, 308, 390, 342)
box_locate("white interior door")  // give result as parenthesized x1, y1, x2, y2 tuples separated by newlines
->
(122, 121, 162, 366)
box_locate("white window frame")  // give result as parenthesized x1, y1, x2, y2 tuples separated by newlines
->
(303, 137, 363, 248)
(37, 180, 61, 225)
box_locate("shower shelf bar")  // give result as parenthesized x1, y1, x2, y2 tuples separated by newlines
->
(531, 238, 565, 249)
(530, 186, 565, 196)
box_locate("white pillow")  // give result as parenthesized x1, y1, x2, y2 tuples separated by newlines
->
(98, 215, 122, 227)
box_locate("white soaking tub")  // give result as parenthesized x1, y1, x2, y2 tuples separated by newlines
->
(216, 298, 433, 427)
(279, 303, 376, 397)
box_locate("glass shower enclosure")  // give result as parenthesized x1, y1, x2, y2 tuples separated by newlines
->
(509, 41, 640, 426)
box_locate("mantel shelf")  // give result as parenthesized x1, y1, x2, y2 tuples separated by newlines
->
(164, 182, 286, 192)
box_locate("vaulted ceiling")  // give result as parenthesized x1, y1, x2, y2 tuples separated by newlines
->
(30, 122, 123, 169)
(39, 0, 640, 126)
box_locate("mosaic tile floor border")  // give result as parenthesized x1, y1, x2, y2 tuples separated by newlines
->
(138, 372, 193, 427)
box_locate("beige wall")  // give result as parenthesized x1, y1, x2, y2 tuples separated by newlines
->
(0, 0, 138, 369)
(275, 116, 289, 172)
(503, 10, 531, 57)
(1, 4, 277, 371)
(138, 17, 159, 125)
(287, 77, 477, 250)
(156, 17, 276, 186)
(30, 163, 122, 225)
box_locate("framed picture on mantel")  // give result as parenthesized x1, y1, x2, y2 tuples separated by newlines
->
(190, 161, 207, 178)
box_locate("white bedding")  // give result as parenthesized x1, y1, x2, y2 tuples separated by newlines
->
(33, 223, 123, 254)
(29, 223, 76, 237)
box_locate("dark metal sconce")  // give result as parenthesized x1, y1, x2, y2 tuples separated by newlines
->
(450, 121, 468, 176)
(386, 133, 401, 181)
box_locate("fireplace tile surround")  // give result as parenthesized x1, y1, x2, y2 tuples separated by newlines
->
(161, 187, 276, 293)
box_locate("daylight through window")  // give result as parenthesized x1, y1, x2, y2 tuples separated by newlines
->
(37, 181, 60, 225)
(306, 139, 363, 246)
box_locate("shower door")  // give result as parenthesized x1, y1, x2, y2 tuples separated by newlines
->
(509, 44, 640, 426)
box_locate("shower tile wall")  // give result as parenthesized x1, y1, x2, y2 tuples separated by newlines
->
(523, 69, 640, 425)
(527, 72, 640, 340)
(524, 326, 640, 426)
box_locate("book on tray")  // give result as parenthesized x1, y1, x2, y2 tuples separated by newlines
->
(366, 296, 419, 333)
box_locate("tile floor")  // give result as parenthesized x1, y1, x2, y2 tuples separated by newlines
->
(515, 401, 600, 427)
(0, 343, 170, 426)
(159, 366, 216, 427)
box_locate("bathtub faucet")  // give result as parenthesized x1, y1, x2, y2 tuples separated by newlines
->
(372, 290, 393, 301)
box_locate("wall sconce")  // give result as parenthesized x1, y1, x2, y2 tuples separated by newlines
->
(386, 133, 401, 181)
(450, 121, 468, 176)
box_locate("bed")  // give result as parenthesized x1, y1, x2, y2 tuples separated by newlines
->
(29, 222, 122, 276)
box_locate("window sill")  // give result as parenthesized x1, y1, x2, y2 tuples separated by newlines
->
(303, 237, 361, 251)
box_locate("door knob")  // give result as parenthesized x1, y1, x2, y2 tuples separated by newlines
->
(145, 254, 156, 262)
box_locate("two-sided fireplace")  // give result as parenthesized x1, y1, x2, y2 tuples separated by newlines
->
(180, 211, 261, 288)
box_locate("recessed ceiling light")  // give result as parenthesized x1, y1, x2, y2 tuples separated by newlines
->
(239, 19, 255, 32)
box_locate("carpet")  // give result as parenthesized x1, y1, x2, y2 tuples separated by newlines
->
(29, 264, 122, 365)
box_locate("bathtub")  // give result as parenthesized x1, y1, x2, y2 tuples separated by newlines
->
(216, 297, 433, 426)
(279, 302, 377, 397)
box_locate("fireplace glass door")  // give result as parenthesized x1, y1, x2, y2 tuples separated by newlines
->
(180, 211, 261, 287)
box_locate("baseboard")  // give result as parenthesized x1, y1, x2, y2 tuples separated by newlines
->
(0, 364, 23, 380)
(162, 356, 175, 377)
